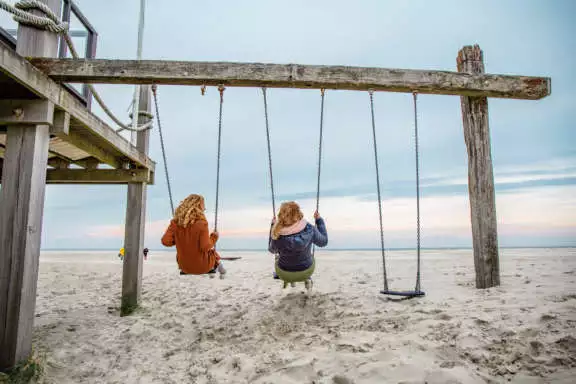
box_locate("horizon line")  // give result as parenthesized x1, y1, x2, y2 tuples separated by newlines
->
(41, 245, 576, 252)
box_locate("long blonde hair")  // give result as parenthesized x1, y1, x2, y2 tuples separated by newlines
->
(271, 201, 304, 240)
(174, 194, 206, 228)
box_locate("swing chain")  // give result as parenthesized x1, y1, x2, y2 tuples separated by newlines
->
(413, 91, 422, 292)
(312, 88, 326, 258)
(214, 85, 225, 233)
(262, 86, 276, 217)
(151, 84, 175, 215)
(316, 88, 326, 212)
(368, 89, 388, 292)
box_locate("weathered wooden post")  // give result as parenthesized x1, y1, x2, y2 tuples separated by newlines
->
(121, 85, 151, 316)
(0, 0, 61, 370)
(457, 45, 500, 289)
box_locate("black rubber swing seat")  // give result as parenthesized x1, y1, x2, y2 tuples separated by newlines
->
(380, 290, 425, 298)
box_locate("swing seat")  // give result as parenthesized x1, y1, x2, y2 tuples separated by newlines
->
(179, 270, 216, 276)
(275, 262, 315, 284)
(380, 290, 425, 298)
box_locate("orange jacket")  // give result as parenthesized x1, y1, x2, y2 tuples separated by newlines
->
(161, 219, 219, 274)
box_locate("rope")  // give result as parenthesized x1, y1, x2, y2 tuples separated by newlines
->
(214, 85, 225, 232)
(312, 88, 326, 258)
(368, 89, 388, 292)
(413, 92, 422, 292)
(0, 0, 152, 133)
(0, 0, 68, 33)
(151, 85, 175, 215)
(262, 87, 276, 217)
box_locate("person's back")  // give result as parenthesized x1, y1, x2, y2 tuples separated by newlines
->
(268, 201, 328, 287)
(162, 219, 218, 274)
(161, 194, 226, 277)
(269, 218, 327, 271)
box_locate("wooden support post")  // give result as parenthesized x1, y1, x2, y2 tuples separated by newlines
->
(50, 110, 70, 135)
(457, 45, 500, 289)
(120, 85, 151, 316)
(0, 0, 61, 371)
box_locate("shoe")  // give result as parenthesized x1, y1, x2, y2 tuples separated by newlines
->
(305, 278, 313, 291)
(273, 272, 280, 280)
(217, 264, 227, 279)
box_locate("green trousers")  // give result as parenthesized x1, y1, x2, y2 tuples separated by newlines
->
(275, 260, 315, 283)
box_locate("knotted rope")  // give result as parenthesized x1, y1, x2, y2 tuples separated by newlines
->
(0, 0, 153, 133)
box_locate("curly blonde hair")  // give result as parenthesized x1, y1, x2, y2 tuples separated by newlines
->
(174, 194, 206, 227)
(271, 201, 304, 240)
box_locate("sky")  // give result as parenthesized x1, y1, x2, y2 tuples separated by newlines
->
(1, 0, 575, 250)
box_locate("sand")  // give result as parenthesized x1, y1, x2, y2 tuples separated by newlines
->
(30, 248, 576, 384)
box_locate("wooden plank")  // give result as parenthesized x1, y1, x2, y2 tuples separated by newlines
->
(29, 58, 551, 100)
(46, 168, 152, 184)
(458, 45, 500, 289)
(121, 85, 152, 316)
(0, 100, 54, 125)
(51, 128, 122, 169)
(0, 43, 154, 170)
(48, 136, 91, 160)
(0, 1, 60, 371)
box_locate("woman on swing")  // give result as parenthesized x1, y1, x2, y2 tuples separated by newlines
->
(269, 201, 328, 289)
(161, 194, 226, 278)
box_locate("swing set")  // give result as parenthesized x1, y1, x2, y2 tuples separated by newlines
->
(0, 0, 553, 370)
(152, 81, 425, 298)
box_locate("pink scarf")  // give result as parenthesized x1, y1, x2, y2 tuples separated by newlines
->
(278, 219, 307, 236)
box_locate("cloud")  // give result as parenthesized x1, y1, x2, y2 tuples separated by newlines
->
(5, 0, 571, 249)
(75, 183, 576, 249)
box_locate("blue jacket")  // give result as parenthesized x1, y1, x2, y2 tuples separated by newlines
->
(268, 218, 328, 272)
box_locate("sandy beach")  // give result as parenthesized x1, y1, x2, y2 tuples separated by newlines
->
(29, 248, 575, 383)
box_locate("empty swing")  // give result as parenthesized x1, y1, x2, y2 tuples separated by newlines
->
(368, 90, 425, 298)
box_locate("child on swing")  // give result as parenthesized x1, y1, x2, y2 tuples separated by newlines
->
(269, 201, 328, 289)
(161, 194, 226, 278)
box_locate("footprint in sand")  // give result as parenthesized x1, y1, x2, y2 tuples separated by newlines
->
(435, 313, 452, 321)
(540, 313, 557, 322)
(332, 374, 355, 384)
(555, 335, 576, 354)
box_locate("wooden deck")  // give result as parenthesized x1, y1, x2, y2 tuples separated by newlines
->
(0, 43, 155, 184)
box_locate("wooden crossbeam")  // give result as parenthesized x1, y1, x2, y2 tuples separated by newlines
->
(28, 58, 551, 100)
(46, 168, 153, 184)
(0, 167, 152, 184)
(0, 44, 154, 171)
(0, 100, 54, 125)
